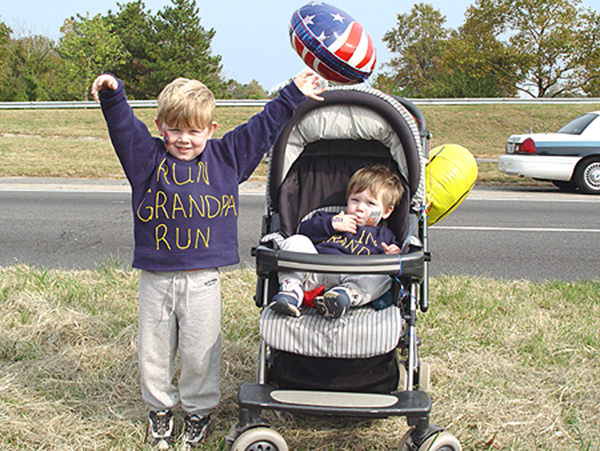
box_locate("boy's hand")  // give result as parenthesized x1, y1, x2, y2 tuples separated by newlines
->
(293, 69, 326, 101)
(91, 74, 118, 102)
(331, 211, 358, 233)
(382, 243, 401, 255)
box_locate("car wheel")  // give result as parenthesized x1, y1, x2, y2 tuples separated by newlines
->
(552, 180, 577, 192)
(574, 157, 600, 194)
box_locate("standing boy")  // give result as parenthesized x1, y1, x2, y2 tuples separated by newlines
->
(271, 164, 404, 318)
(91, 70, 324, 448)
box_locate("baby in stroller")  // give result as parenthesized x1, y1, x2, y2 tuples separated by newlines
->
(270, 164, 404, 318)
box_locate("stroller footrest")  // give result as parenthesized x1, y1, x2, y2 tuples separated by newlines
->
(237, 383, 431, 418)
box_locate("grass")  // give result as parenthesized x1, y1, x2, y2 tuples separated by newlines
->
(422, 102, 600, 159)
(0, 264, 598, 450)
(1, 102, 599, 186)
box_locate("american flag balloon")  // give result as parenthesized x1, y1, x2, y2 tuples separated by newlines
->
(289, 2, 376, 84)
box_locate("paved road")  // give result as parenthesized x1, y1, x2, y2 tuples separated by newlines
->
(1, 178, 599, 281)
(0, 178, 265, 271)
(431, 188, 600, 280)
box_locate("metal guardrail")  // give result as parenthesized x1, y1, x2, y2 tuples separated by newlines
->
(2, 97, 600, 109)
(0, 99, 269, 109)
(411, 97, 600, 105)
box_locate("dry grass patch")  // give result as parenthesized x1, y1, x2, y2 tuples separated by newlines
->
(421, 103, 600, 159)
(4, 103, 600, 184)
(0, 107, 262, 141)
(0, 106, 264, 179)
(0, 135, 123, 178)
(1, 266, 598, 450)
(423, 277, 600, 450)
(0, 109, 111, 139)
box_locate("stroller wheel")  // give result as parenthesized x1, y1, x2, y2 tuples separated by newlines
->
(231, 426, 288, 451)
(398, 429, 461, 451)
(419, 431, 461, 451)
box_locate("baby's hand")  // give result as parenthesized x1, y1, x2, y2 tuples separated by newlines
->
(331, 211, 358, 233)
(293, 69, 325, 101)
(382, 243, 401, 255)
(91, 74, 118, 102)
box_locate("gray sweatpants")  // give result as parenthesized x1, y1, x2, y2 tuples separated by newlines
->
(279, 234, 392, 307)
(138, 269, 221, 416)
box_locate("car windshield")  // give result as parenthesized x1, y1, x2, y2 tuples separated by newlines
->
(557, 113, 597, 135)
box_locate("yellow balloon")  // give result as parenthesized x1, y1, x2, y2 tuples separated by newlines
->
(425, 144, 478, 225)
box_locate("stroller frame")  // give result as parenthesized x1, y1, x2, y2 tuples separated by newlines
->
(226, 88, 459, 451)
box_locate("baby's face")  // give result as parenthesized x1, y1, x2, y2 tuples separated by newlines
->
(346, 189, 391, 226)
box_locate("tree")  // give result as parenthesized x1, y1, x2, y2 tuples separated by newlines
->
(580, 9, 600, 96)
(378, 2, 524, 97)
(105, 1, 154, 99)
(468, 0, 600, 97)
(433, 10, 523, 97)
(0, 19, 10, 58)
(57, 13, 129, 100)
(0, 18, 12, 90)
(379, 0, 600, 97)
(138, 0, 225, 97)
(376, 3, 449, 97)
(224, 79, 267, 99)
(0, 35, 61, 101)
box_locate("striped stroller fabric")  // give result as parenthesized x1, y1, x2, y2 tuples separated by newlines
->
(260, 305, 404, 359)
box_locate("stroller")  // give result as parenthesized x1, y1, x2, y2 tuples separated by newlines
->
(226, 86, 461, 451)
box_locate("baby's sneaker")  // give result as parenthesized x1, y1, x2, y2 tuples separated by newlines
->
(315, 287, 351, 318)
(270, 279, 303, 317)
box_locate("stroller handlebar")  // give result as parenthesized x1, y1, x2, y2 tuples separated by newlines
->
(255, 245, 424, 281)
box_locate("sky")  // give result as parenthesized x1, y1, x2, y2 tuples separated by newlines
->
(2, 0, 599, 92)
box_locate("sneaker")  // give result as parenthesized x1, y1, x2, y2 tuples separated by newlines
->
(269, 279, 303, 317)
(183, 414, 210, 448)
(147, 409, 174, 449)
(315, 287, 351, 318)
(270, 292, 301, 317)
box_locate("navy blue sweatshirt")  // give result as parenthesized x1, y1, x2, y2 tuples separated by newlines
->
(99, 77, 305, 271)
(299, 211, 398, 256)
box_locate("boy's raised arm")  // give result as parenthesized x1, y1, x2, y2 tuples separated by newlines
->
(91, 74, 119, 102)
(293, 69, 326, 101)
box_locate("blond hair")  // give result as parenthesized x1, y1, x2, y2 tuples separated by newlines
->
(156, 77, 215, 130)
(346, 164, 404, 210)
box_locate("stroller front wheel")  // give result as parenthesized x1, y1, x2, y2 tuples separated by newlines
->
(399, 428, 461, 451)
(231, 426, 288, 451)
